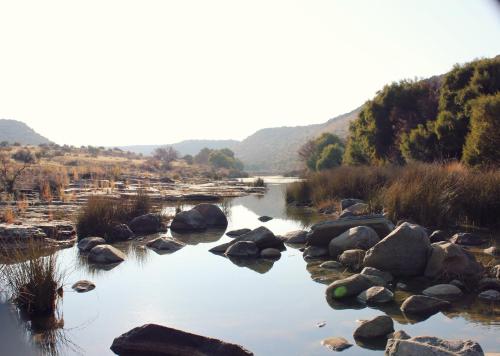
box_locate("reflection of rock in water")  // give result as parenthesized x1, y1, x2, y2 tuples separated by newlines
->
(227, 256, 275, 274)
(354, 335, 388, 351)
(306, 260, 352, 285)
(443, 294, 500, 325)
(171, 228, 225, 245)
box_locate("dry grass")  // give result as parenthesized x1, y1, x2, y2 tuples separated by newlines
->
(1, 207, 16, 223)
(286, 163, 500, 227)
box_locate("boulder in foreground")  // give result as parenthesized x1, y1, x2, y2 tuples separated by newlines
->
(386, 336, 484, 356)
(110, 323, 253, 356)
(353, 315, 394, 339)
(192, 203, 228, 228)
(170, 210, 207, 232)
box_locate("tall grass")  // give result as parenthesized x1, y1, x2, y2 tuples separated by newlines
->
(286, 163, 500, 227)
(76, 191, 152, 240)
(0, 242, 63, 317)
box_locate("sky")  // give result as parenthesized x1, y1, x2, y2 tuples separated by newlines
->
(0, 0, 499, 146)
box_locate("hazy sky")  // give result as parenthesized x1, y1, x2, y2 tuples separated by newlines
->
(0, 0, 499, 146)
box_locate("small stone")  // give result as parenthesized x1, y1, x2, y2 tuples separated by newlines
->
(353, 315, 394, 339)
(258, 216, 273, 222)
(321, 337, 352, 351)
(71, 280, 95, 293)
(316, 321, 326, 328)
(422, 284, 463, 300)
(478, 289, 500, 302)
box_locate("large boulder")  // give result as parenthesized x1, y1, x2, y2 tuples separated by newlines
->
(400, 295, 450, 316)
(422, 284, 463, 300)
(424, 242, 483, 281)
(192, 204, 228, 228)
(450, 232, 485, 246)
(235, 226, 283, 249)
(386, 336, 484, 356)
(225, 241, 259, 258)
(77, 236, 106, 252)
(88, 244, 125, 264)
(326, 273, 382, 300)
(353, 315, 394, 339)
(328, 226, 380, 257)
(129, 213, 161, 235)
(307, 215, 394, 246)
(338, 249, 366, 270)
(363, 222, 430, 277)
(110, 224, 134, 241)
(171, 210, 207, 232)
(110, 323, 253, 356)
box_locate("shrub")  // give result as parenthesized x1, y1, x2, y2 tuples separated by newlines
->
(316, 143, 343, 171)
(252, 177, 265, 187)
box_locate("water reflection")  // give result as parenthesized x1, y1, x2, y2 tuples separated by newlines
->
(171, 228, 226, 245)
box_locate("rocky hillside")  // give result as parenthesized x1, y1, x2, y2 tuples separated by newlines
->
(233, 107, 360, 173)
(0, 119, 51, 145)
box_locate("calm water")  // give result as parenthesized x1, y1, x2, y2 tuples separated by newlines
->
(8, 180, 500, 355)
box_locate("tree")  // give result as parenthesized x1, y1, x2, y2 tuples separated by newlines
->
(299, 133, 344, 170)
(208, 149, 244, 171)
(194, 148, 212, 164)
(153, 147, 178, 170)
(462, 93, 500, 166)
(316, 144, 343, 170)
(0, 150, 36, 195)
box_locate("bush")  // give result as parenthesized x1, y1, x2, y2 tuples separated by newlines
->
(299, 133, 344, 171)
(286, 163, 500, 227)
(76, 192, 152, 240)
(316, 144, 343, 171)
(252, 177, 265, 187)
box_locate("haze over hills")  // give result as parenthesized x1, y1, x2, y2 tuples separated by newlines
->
(0, 119, 51, 145)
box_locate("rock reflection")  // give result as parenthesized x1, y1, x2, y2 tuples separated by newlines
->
(171, 228, 225, 245)
(226, 256, 275, 274)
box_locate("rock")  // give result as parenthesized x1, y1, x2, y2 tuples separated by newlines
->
(280, 230, 308, 244)
(478, 278, 500, 292)
(397, 282, 409, 291)
(385, 336, 484, 356)
(77, 236, 106, 252)
(493, 265, 500, 279)
(236, 226, 283, 249)
(320, 261, 343, 269)
(321, 337, 352, 351)
(424, 242, 483, 281)
(35, 221, 76, 240)
(110, 323, 253, 356)
(328, 226, 380, 257)
(338, 249, 366, 270)
(450, 232, 485, 246)
(363, 222, 430, 277)
(429, 230, 448, 243)
(422, 284, 463, 300)
(360, 267, 393, 283)
(225, 241, 259, 258)
(0, 223, 47, 242)
(353, 315, 394, 339)
(338, 211, 355, 219)
(146, 237, 184, 252)
(343, 202, 369, 215)
(341, 198, 365, 210)
(306, 215, 394, 246)
(483, 246, 499, 256)
(388, 330, 411, 340)
(478, 289, 500, 302)
(71, 280, 95, 293)
(303, 246, 329, 260)
(226, 229, 252, 238)
(110, 224, 134, 241)
(260, 248, 281, 259)
(88, 244, 126, 264)
(357, 286, 394, 304)
(170, 210, 207, 232)
(258, 216, 273, 222)
(400, 295, 450, 316)
(449, 279, 466, 290)
(192, 203, 228, 227)
(326, 273, 382, 300)
(129, 213, 162, 235)
(209, 242, 232, 254)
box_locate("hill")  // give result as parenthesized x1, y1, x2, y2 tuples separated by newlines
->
(0, 119, 51, 145)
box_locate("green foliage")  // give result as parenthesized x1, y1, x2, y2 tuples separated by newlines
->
(462, 93, 500, 166)
(299, 133, 344, 171)
(194, 147, 244, 171)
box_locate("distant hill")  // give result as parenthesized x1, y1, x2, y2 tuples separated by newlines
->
(121, 108, 360, 173)
(234, 108, 360, 172)
(0, 119, 51, 145)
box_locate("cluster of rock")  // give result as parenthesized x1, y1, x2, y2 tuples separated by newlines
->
(170, 203, 228, 232)
(0, 220, 76, 244)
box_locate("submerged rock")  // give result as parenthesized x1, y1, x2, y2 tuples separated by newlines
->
(77, 237, 106, 252)
(146, 237, 184, 253)
(88, 244, 126, 264)
(226, 229, 252, 238)
(306, 215, 394, 246)
(192, 203, 228, 228)
(321, 337, 352, 351)
(110, 323, 253, 356)
(72, 280, 96, 293)
(328, 226, 380, 257)
(385, 336, 484, 356)
(129, 213, 162, 235)
(225, 241, 259, 258)
(171, 210, 207, 232)
(353, 315, 394, 339)
(363, 222, 430, 277)
(400, 295, 450, 316)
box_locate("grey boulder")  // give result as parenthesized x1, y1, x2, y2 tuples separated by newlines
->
(225, 241, 259, 258)
(77, 237, 106, 252)
(88, 244, 126, 264)
(170, 210, 207, 232)
(386, 336, 484, 356)
(192, 203, 228, 227)
(400, 295, 450, 316)
(328, 226, 380, 257)
(129, 213, 161, 235)
(353, 315, 394, 339)
(357, 286, 394, 304)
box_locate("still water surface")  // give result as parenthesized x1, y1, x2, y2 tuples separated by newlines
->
(26, 180, 500, 355)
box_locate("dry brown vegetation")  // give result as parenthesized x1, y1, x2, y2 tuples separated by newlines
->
(286, 163, 500, 227)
